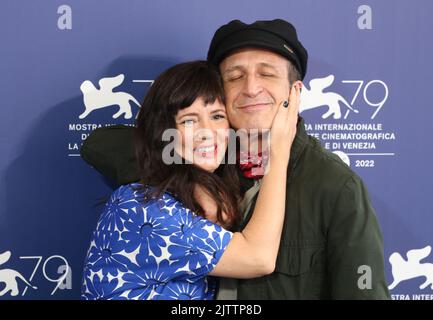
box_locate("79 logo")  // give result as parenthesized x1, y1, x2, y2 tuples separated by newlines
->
(0, 250, 71, 297)
(300, 74, 389, 120)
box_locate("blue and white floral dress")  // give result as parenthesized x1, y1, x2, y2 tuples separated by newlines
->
(81, 183, 232, 300)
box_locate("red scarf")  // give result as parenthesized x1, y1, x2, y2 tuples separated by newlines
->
(238, 150, 269, 179)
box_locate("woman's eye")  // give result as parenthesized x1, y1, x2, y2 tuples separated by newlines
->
(212, 114, 226, 120)
(181, 119, 195, 126)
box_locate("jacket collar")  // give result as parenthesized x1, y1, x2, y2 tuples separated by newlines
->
(237, 116, 309, 190)
(287, 116, 309, 182)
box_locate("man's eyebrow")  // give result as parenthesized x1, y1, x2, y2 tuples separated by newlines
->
(221, 65, 244, 75)
(222, 62, 281, 75)
(257, 62, 280, 73)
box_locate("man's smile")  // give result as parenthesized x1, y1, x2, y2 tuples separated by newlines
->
(237, 102, 272, 112)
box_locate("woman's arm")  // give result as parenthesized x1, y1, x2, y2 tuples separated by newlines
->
(210, 83, 301, 279)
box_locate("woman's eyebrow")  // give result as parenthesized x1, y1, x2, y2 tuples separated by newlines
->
(177, 112, 199, 119)
(210, 107, 226, 114)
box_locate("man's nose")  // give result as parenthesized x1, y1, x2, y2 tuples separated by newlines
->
(242, 75, 263, 97)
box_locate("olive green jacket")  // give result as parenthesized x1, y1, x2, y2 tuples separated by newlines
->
(80, 118, 390, 300)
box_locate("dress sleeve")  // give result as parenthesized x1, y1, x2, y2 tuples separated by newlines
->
(165, 203, 233, 281)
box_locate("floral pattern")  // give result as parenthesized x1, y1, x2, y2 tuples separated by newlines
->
(82, 183, 232, 300)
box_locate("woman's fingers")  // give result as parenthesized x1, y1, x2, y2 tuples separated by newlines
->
(270, 81, 302, 139)
(287, 82, 301, 120)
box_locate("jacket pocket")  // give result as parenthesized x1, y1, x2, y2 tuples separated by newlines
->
(266, 241, 328, 299)
(275, 241, 326, 276)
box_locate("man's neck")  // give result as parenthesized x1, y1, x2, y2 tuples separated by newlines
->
(239, 131, 270, 155)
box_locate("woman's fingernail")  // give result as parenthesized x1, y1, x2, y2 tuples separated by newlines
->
(283, 101, 289, 108)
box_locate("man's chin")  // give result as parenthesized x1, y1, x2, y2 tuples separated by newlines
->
(242, 122, 272, 131)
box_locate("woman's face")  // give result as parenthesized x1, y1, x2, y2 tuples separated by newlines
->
(175, 97, 229, 172)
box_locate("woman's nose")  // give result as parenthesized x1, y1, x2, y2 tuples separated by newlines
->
(195, 126, 214, 142)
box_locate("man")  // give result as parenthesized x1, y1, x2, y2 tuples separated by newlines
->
(81, 19, 390, 299)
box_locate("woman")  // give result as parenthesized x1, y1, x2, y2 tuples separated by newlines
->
(81, 61, 300, 300)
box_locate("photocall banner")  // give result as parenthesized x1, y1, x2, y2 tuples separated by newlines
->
(1, 0, 432, 300)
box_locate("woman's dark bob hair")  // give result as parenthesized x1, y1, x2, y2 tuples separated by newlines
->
(134, 60, 241, 228)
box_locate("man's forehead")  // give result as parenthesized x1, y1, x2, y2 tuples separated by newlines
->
(219, 47, 288, 70)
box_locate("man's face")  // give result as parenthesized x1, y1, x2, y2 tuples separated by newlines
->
(219, 48, 293, 130)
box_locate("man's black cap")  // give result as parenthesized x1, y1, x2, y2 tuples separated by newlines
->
(207, 19, 308, 80)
